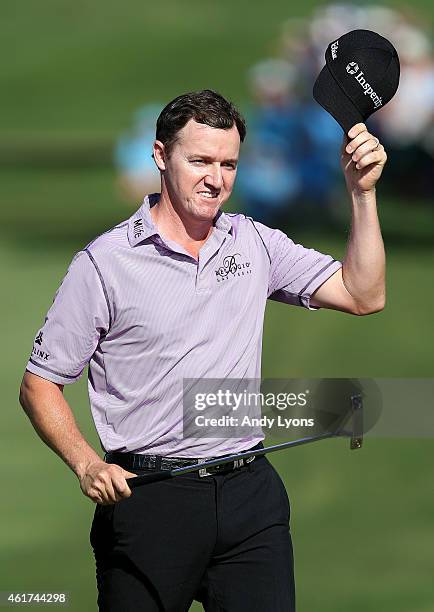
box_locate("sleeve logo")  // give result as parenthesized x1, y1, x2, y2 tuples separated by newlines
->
(32, 331, 50, 360)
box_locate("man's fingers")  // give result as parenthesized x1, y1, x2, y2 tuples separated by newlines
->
(351, 138, 382, 162)
(111, 470, 136, 499)
(100, 467, 133, 502)
(93, 492, 104, 505)
(123, 469, 138, 480)
(104, 479, 120, 503)
(347, 122, 367, 140)
(92, 473, 118, 504)
(354, 147, 386, 170)
(346, 130, 375, 154)
(81, 462, 136, 504)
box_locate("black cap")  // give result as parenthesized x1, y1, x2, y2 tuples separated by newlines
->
(313, 29, 400, 133)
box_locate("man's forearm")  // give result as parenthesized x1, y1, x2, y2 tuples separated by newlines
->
(19, 373, 101, 480)
(342, 188, 386, 313)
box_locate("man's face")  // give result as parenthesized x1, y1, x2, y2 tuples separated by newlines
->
(154, 119, 240, 223)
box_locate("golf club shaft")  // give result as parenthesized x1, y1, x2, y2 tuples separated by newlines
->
(127, 431, 341, 489)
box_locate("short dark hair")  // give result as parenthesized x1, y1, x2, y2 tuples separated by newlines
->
(156, 89, 246, 156)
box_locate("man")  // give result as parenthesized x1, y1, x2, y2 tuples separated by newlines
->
(20, 89, 386, 611)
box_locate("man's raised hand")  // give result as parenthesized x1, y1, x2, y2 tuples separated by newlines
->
(341, 123, 387, 194)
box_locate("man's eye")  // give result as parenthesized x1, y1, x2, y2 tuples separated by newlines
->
(191, 159, 205, 164)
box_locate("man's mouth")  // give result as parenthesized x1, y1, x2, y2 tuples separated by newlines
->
(197, 191, 219, 199)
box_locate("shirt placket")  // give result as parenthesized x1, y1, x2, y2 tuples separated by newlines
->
(196, 232, 228, 294)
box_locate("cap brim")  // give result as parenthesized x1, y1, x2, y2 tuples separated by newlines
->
(313, 64, 363, 134)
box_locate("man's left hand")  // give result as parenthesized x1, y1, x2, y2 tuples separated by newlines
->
(341, 123, 387, 194)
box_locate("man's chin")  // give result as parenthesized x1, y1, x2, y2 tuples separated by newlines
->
(193, 199, 225, 221)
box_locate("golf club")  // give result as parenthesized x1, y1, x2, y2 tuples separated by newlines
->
(127, 394, 363, 489)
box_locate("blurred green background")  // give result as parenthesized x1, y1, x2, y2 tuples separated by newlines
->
(2, 1, 433, 610)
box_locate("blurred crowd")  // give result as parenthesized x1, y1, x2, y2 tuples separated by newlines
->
(115, 3, 434, 226)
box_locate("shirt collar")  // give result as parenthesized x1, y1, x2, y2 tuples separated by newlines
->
(127, 193, 160, 247)
(127, 193, 233, 247)
(214, 209, 232, 234)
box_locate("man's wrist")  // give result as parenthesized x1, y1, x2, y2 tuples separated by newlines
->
(73, 454, 102, 480)
(350, 187, 377, 204)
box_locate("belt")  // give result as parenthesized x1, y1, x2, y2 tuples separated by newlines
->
(105, 442, 263, 477)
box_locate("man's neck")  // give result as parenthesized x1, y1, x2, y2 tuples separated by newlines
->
(150, 192, 214, 259)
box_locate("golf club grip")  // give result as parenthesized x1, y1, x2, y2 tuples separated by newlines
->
(127, 470, 172, 488)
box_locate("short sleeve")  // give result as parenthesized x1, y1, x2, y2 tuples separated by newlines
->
(255, 222, 342, 309)
(25, 250, 111, 384)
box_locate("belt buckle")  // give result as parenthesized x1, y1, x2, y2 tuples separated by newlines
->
(198, 456, 254, 478)
(198, 458, 229, 477)
(198, 458, 212, 478)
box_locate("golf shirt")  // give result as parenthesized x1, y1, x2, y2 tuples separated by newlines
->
(26, 193, 342, 457)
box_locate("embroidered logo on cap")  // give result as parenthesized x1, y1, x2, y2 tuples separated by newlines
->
(346, 62, 359, 75)
(346, 62, 383, 109)
(330, 40, 339, 59)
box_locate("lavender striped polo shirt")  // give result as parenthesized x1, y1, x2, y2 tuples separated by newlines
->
(26, 194, 341, 457)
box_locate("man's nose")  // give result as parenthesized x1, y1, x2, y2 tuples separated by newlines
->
(204, 164, 223, 190)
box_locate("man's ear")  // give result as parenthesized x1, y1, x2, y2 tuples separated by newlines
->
(153, 140, 166, 171)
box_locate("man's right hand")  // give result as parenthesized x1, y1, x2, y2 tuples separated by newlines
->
(79, 460, 137, 505)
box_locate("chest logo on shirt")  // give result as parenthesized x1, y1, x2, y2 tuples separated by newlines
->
(215, 253, 252, 282)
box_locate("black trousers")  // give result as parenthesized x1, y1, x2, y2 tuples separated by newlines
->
(90, 456, 295, 611)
